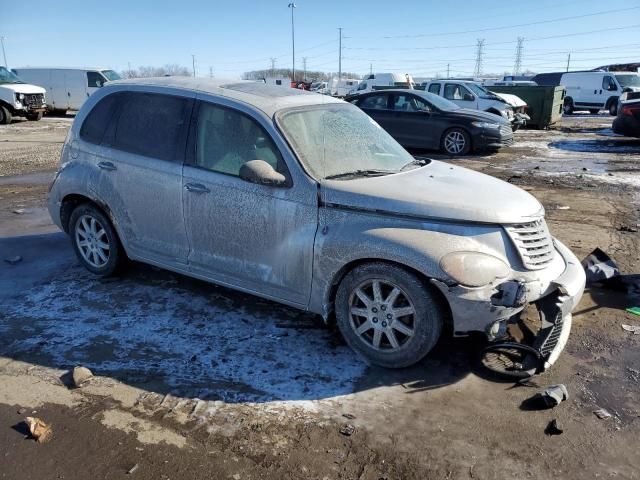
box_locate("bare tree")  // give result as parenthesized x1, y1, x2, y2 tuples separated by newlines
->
(120, 64, 191, 78)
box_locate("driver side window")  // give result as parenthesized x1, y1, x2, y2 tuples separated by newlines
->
(444, 84, 469, 100)
(195, 103, 283, 177)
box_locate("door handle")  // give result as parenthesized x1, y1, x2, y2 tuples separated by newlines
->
(97, 161, 117, 171)
(184, 183, 210, 194)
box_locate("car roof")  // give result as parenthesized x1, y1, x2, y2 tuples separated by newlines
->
(107, 77, 344, 116)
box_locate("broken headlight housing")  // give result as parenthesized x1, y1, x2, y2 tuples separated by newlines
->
(440, 251, 510, 287)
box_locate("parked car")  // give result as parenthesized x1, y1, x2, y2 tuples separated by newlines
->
(346, 89, 513, 155)
(11, 67, 121, 114)
(612, 94, 640, 138)
(423, 80, 529, 131)
(532, 71, 640, 115)
(0, 67, 47, 124)
(350, 73, 415, 94)
(48, 78, 585, 374)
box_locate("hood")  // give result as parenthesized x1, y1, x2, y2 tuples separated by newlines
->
(447, 108, 509, 124)
(320, 160, 544, 224)
(490, 92, 527, 108)
(0, 83, 46, 94)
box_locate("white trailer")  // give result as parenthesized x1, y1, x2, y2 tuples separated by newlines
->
(11, 67, 121, 113)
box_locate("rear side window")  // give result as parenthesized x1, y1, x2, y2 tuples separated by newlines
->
(80, 93, 120, 145)
(359, 94, 389, 110)
(111, 93, 191, 162)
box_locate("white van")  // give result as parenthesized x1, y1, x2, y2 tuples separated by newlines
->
(327, 78, 360, 97)
(11, 67, 121, 113)
(554, 71, 640, 116)
(350, 73, 414, 94)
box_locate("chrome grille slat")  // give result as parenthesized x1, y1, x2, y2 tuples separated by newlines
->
(505, 218, 555, 270)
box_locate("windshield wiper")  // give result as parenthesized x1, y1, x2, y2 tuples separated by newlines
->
(324, 169, 396, 180)
(400, 158, 430, 171)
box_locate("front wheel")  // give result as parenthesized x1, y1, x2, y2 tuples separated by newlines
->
(441, 128, 471, 155)
(69, 204, 124, 276)
(335, 263, 443, 368)
(0, 106, 12, 125)
(26, 112, 43, 121)
(563, 98, 574, 115)
(608, 102, 618, 116)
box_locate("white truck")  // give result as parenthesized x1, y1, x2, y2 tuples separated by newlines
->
(0, 67, 47, 124)
(350, 73, 415, 94)
(424, 79, 529, 131)
(11, 67, 121, 114)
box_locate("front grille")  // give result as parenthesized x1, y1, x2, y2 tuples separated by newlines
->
(23, 93, 45, 108)
(500, 125, 512, 136)
(540, 314, 564, 356)
(505, 218, 555, 270)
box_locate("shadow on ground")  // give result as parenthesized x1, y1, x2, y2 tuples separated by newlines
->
(0, 233, 483, 404)
(549, 138, 640, 154)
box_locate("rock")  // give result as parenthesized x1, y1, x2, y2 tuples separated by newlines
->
(12, 209, 25, 215)
(545, 419, 563, 436)
(17, 408, 26, 415)
(72, 366, 93, 387)
(4, 256, 22, 265)
(593, 408, 612, 419)
(25, 417, 53, 443)
(342, 413, 356, 420)
(340, 424, 356, 436)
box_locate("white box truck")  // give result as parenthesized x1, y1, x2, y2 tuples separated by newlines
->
(0, 66, 47, 124)
(11, 67, 121, 114)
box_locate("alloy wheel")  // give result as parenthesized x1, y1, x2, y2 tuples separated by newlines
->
(75, 214, 110, 268)
(444, 131, 466, 154)
(348, 279, 416, 351)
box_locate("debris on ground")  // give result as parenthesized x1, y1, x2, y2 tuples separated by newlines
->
(593, 408, 612, 420)
(11, 208, 25, 215)
(581, 248, 620, 284)
(127, 464, 139, 475)
(25, 417, 53, 443)
(17, 408, 26, 415)
(621, 324, 640, 334)
(545, 419, 563, 436)
(340, 424, 356, 436)
(4, 255, 22, 265)
(342, 413, 356, 420)
(555, 205, 571, 210)
(72, 366, 94, 387)
(617, 225, 639, 233)
(542, 384, 569, 407)
(626, 307, 640, 317)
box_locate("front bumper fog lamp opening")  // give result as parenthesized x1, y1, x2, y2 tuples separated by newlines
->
(480, 343, 541, 379)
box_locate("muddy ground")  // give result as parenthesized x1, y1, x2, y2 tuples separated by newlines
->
(0, 114, 639, 479)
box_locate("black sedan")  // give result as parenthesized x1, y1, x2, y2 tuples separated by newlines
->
(346, 90, 513, 155)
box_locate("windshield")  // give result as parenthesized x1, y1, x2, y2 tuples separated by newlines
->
(277, 104, 417, 180)
(417, 92, 460, 111)
(0, 67, 24, 84)
(615, 74, 640, 88)
(101, 70, 122, 81)
(467, 83, 492, 97)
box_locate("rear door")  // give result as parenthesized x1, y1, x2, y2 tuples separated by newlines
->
(50, 69, 68, 111)
(181, 99, 317, 305)
(66, 70, 87, 110)
(95, 91, 194, 265)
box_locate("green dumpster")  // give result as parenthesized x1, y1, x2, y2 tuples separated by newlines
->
(488, 85, 566, 129)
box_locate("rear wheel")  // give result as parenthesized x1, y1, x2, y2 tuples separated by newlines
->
(608, 101, 618, 116)
(335, 263, 443, 368)
(26, 112, 43, 121)
(441, 128, 471, 155)
(69, 204, 124, 277)
(563, 98, 574, 115)
(0, 105, 12, 125)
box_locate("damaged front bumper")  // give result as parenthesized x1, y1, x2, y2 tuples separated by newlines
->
(432, 239, 585, 373)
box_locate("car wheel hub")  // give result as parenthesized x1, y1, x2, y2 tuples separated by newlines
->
(348, 279, 416, 351)
(445, 131, 465, 153)
(75, 214, 110, 268)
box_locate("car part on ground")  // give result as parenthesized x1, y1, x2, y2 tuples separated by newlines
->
(48, 77, 585, 370)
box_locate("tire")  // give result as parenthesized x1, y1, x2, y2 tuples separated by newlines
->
(26, 112, 43, 121)
(0, 105, 12, 125)
(589, 109, 600, 115)
(608, 101, 618, 116)
(511, 124, 520, 133)
(335, 262, 443, 368)
(441, 127, 471, 155)
(69, 204, 124, 277)
(563, 98, 574, 115)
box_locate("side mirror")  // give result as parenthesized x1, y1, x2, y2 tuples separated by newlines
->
(463, 93, 475, 101)
(239, 160, 287, 187)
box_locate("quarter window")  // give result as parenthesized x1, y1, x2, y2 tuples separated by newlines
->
(359, 94, 389, 110)
(80, 93, 121, 145)
(111, 92, 191, 162)
(87, 71, 105, 88)
(195, 102, 283, 177)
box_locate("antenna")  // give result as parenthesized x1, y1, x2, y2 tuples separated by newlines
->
(513, 37, 524, 76)
(473, 39, 485, 78)
(338, 27, 343, 81)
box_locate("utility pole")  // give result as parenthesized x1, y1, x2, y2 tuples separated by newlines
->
(288, 3, 296, 82)
(473, 38, 485, 78)
(446, 63, 450, 78)
(270, 57, 276, 77)
(566, 53, 571, 72)
(127, 62, 132, 78)
(513, 37, 524, 76)
(192, 55, 196, 77)
(370, 63, 373, 75)
(338, 27, 343, 82)
(209, 66, 213, 78)
(0, 37, 7, 68)
(302, 57, 307, 81)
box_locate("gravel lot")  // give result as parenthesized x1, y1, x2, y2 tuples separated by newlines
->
(1, 114, 639, 479)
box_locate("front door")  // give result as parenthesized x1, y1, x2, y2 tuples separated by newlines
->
(358, 92, 395, 135)
(388, 93, 438, 149)
(444, 83, 477, 110)
(182, 100, 317, 305)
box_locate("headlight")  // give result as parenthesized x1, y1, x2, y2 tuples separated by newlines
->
(15, 93, 24, 102)
(472, 121, 501, 129)
(440, 251, 510, 287)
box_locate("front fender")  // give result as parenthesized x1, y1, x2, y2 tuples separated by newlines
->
(308, 206, 514, 317)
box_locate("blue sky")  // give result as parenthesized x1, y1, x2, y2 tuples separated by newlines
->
(2, 0, 639, 79)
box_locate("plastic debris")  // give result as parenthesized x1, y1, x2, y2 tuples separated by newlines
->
(581, 248, 620, 284)
(127, 464, 139, 475)
(4, 256, 22, 265)
(25, 417, 53, 443)
(342, 413, 356, 420)
(72, 366, 93, 387)
(555, 205, 571, 210)
(545, 419, 563, 436)
(12, 209, 25, 215)
(621, 324, 640, 335)
(593, 408, 612, 420)
(340, 424, 356, 436)
(541, 384, 569, 407)
(626, 307, 640, 317)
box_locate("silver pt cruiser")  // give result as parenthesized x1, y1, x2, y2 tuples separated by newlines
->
(48, 78, 586, 373)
